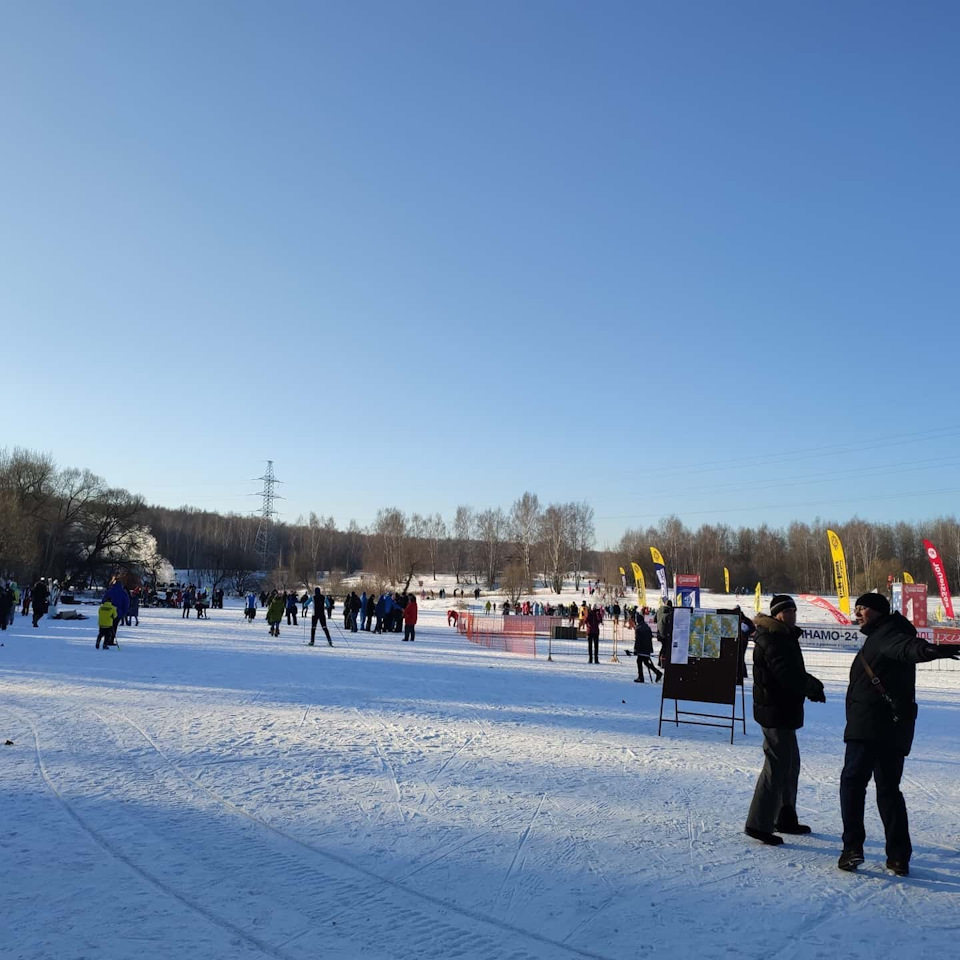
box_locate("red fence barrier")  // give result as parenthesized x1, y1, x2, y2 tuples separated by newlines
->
(460, 614, 569, 657)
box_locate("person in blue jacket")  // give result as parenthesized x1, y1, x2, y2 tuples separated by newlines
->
(103, 579, 130, 638)
(373, 594, 386, 633)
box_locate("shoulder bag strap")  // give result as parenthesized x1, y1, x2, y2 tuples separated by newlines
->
(856, 651, 900, 724)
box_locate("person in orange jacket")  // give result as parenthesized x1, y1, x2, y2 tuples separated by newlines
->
(403, 595, 418, 642)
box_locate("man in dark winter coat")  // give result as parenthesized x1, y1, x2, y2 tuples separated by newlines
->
(633, 614, 662, 682)
(655, 601, 673, 666)
(745, 595, 825, 846)
(31, 578, 50, 627)
(349, 591, 361, 632)
(838, 593, 960, 876)
(0, 583, 13, 630)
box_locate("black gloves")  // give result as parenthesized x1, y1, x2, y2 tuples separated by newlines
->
(806, 675, 826, 703)
(929, 643, 960, 660)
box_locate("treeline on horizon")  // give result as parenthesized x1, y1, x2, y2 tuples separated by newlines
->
(1, 447, 958, 599)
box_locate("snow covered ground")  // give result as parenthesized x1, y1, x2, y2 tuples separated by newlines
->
(3, 596, 960, 960)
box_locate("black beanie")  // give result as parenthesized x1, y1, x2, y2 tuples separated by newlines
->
(855, 592, 890, 615)
(770, 594, 797, 617)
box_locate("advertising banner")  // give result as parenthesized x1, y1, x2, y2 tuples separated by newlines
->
(631, 562, 646, 608)
(902, 583, 928, 627)
(798, 594, 851, 625)
(723, 567, 730, 593)
(923, 539, 955, 619)
(827, 529, 851, 615)
(891, 582, 903, 615)
(650, 547, 668, 599)
(799, 621, 960, 650)
(675, 574, 701, 608)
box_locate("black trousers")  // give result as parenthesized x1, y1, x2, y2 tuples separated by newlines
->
(587, 633, 599, 662)
(746, 727, 800, 833)
(840, 740, 911, 862)
(310, 614, 331, 643)
(403, 624, 415, 641)
(636, 655, 662, 681)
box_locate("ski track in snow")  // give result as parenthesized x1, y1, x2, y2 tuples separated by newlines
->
(3, 595, 960, 959)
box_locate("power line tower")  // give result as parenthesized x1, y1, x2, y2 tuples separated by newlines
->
(252, 461, 283, 573)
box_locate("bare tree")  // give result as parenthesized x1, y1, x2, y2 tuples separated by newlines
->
(0, 488, 37, 576)
(373, 508, 408, 585)
(426, 513, 446, 579)
(452, 505, 473, 584)
(570, 500, 595, 589)
(474, 507, 507, 588)
(500, 560, 527, 604)
(540, 503, 573, 593)
(509, 492, 541, 590)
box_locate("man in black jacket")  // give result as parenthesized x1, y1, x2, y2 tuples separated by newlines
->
(31, 578, 50, 628)
(310, 587, 332, 646)
(745, 595, 826, 846)
(838, 593, 960, 876)
(655, 601, 673, 667)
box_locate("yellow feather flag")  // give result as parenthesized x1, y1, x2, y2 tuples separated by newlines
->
(936, 604, 945, 622)
(631, 562, 646, 607)
(826, 529, 851, 615)
(723, 567, 730, 593)
(903, 572, 914, 584)
(755, 581, 761, 615)
(650, 547, 665, 567)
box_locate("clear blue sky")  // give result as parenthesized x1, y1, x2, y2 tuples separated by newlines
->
(3, 1, 959, 545)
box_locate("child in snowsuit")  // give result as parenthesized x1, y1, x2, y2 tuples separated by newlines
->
(97, 599, 118, 649)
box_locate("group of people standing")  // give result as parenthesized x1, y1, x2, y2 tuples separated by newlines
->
(2, 578, 54, 628)
(95, 579, 140, 649)
(252, 587, 419, 644)
(744, 592, 960, 878)
(339, 590, 419, 639)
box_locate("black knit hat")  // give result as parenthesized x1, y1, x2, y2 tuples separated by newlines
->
(770, 594, 797, 617)
(855, 592, 890, 615)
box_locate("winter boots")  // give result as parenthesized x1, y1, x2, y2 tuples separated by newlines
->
(837, 849, 865, 871)
(744, 827, 784, 846)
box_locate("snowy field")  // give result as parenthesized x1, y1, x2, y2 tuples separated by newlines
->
(3, 596, 960, 960)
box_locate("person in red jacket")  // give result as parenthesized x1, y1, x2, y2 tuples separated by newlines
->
(585, 605, 602, 664)
(403, 595, 418, 642)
